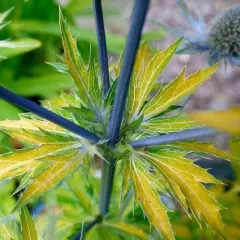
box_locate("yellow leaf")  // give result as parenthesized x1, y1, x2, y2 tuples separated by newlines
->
(174, 141, 237, 161)
(142, 150, 219, 184)
(141, 115, 199, 133)
(168, 180, 188, 209)
(139, 151, 225, 237)
(21, 206, 38, 240)
(142, 64, 218, 120)
(41, 93, 79, 109)
(127, 39, 182, 122)
(0, 143, 73, 180)
(17, 149, 87, 207)
(7, 130, 51, 145)
(189, 108, 240, 135)
(0, 119, 66, 135)
(104, 221, 149, 239)
(130, 161, 175, 240)
(5, 130, 74, 145)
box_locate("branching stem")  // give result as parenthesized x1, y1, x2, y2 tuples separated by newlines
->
(99, 0, 150, 218)
(0, 86, 100, 143)
(130, 127, 216, 148)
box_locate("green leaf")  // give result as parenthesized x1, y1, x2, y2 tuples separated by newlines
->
(142, 64, 219, 120)
(0, 100, 21, 120)
(13, 73, 73, 98)
(63, 107, 96, 122)
(0, 7, 14, 30)
(59, 9, 101, 109)
(141, 114, 199, 133)
(67, 176, 97, 215)
(10, 20, 125, 55)
(127, 39, 182, 122)
(21, 206, 38, 240)
(123, 115, 144, 134)
(141, 30, 165, 41)
(86, 225, 122, 240)
(104, 78, 118, 108)
(0, 39, 42, 61)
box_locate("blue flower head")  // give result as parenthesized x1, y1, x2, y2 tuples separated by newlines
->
(176, 0, 240, 66)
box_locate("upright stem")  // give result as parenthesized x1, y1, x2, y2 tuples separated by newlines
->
(99, 158, 115, 215)
(93, 0, 110, 95)
(109, 0, 151, 146)
(99, 0, 150, 217)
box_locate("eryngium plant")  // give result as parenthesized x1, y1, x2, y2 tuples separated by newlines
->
(0, 1, 237, 239)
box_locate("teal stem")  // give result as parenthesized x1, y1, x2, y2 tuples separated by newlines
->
(99, 0, 150, 218)
(99, 158, 115, 216)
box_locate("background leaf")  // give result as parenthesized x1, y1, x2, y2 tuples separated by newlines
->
(0, 39, 42, 61)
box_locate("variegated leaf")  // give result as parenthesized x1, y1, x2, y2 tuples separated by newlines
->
(17, 149, 87, 208)
(138, 151, 225, 237)
(0, 119, 67, 135)
(141, 114, 199, 133)
(142, 64, 218, 120)
(130, 159, 175, 240)
(127, 39, 182, 122)
(0, 143, 74, 180)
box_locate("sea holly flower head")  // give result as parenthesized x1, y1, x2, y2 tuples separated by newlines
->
(175, 0, 240, 66)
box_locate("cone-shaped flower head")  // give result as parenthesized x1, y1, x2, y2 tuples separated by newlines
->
(207, 6, 240, 65)
(175, 1, 240, 66)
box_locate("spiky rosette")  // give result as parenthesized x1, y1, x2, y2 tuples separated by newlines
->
(0, 7, 238, 240)
(208, 6, 240, 60)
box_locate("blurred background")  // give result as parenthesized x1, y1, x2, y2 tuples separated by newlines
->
(0, 0, 239, 239)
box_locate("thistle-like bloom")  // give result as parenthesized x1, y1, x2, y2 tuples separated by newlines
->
(176, 0, 240, 66)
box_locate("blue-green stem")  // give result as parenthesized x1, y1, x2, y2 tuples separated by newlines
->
(93, 0, 110, 95)
(130, 127, 216, 148)
(99, 0, 151, 217)
(0, 86, 100, 143)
